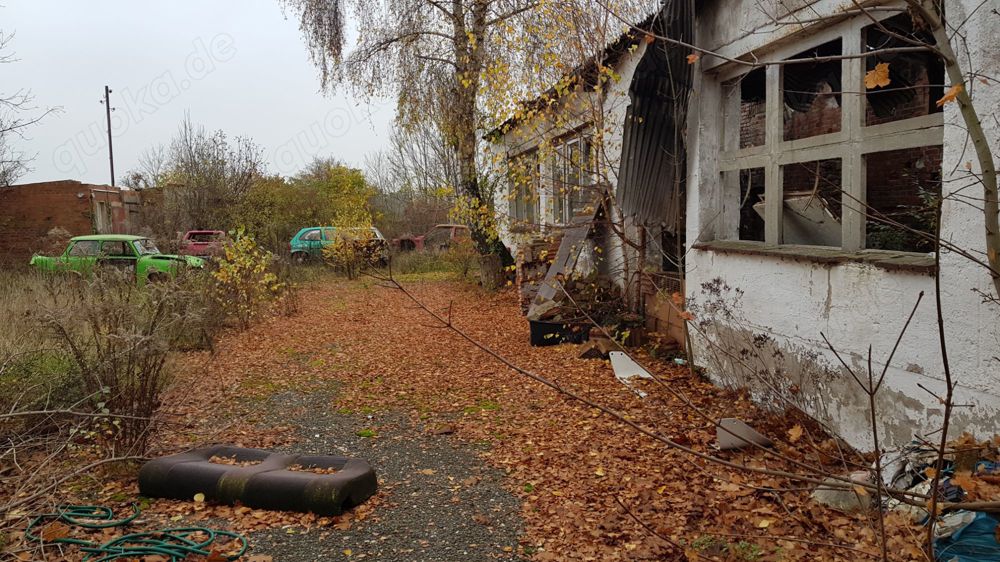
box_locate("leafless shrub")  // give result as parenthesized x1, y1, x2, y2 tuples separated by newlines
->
(36, 270, 205, 455)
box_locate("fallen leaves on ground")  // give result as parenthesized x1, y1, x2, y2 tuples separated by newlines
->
(139, 277, 933, 560)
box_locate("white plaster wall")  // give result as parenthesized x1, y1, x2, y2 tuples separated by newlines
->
(492, 42, 647, 277)
(686, 0, 1000, 450)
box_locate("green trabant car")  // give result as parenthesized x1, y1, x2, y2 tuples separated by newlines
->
(29, 234, 205, 283)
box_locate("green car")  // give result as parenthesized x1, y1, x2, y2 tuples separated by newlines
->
(29, 234, 205, 284)
(289, 226, 388, 264)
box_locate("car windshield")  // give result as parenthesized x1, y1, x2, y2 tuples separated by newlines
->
(133, 239, 161, 255)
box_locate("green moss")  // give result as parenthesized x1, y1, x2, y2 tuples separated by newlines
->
(216, 473, 249, 501)
(463, 399, 501, 414)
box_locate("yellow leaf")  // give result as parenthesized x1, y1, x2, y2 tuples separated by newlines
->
(787, 424, 804, 443)
(758, 519, 772, 528)
(595, 467, 606, 477)
(343, 549, 353, 557)
(864, 62, 891, 89)
(193, 492, 206, 503)
(925, 467, 938, 479)
(936, 84, 963, 107)
(853, 485, 869, 497)
(686, 53, 700, 64)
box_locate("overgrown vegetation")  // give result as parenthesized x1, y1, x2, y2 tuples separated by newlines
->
(0, 233, 313, 545)
(212, 229, 289, 329)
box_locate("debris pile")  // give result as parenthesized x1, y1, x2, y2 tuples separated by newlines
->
(811, 435, 1000, 561)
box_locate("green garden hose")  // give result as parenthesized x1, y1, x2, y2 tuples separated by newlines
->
(25, 504, 249, 561)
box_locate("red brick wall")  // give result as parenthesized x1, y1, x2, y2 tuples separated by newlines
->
(0, 180, 136, 263)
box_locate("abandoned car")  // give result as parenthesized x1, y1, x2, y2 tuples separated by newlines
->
(178, 230, 228, 258)
(289, 226, 389, 264)
(29, 234, 205, 283)
(392, 224, 471, 252)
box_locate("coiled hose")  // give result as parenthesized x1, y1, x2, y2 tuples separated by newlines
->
(24, 504, 249, 561)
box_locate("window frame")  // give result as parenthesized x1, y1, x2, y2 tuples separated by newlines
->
(716, 6, 943, 253)
(550, 130, 594, 225)
(508, 149, 541, 229)
(68, 240, 101, 257)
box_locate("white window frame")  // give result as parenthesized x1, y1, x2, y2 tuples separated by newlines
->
(550, 131, 593, 225)
(508, 149, 540, 228)
(716, 6, 943, 252)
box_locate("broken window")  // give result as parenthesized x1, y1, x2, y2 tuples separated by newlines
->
(783, 39, 842, 141)
(508, 150, 540, 228)
(739, 168, 765, 242)
(781, 159, 842, 247)
(69, 240, 100, 257)
(864, 14, 944, 126)
(715, 11, 943, 257)
(864, 146, 941, 253)
(551, 132, 593, 224)
(723, 68, 766, 150)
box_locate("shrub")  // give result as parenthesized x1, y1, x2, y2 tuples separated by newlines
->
(443, 236, 478, 279)
(212, 229, 287, 329)
(37, 270, 203, 454)
(390, 250, 456, 276)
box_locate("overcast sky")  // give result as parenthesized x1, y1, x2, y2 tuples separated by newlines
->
(3, 0, 394, 185)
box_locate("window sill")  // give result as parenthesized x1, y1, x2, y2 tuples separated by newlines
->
(692, 240, 935, 274)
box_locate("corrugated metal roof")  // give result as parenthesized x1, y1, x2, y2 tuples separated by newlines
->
(615, 0, 693, 231)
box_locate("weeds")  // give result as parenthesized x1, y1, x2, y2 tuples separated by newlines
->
(37, 270, 205, 454)
(390, 247, 480, 280)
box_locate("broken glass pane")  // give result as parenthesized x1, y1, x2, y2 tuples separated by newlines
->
(864, 146, 940, 253)
(783, 39, 843, 142)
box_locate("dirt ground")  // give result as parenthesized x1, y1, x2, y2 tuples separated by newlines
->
(142, 276, 928, 561)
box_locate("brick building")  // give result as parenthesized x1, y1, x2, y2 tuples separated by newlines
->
(0, 180, 142, 263)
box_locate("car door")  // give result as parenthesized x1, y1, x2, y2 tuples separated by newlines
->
(301, 229, 323, 257)
(98, 240, 138, 277)
(64, 240, 100, 273)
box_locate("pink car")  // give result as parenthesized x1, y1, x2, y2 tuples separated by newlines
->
(178, 230, 227, 258)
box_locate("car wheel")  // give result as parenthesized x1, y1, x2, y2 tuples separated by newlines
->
(292, 252, 310, 265)
(147, 272, 169, 284)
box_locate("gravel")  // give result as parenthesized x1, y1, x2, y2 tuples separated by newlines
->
(246, 386, 524, 562)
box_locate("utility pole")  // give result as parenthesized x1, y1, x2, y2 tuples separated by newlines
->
(102, 85, 115, 186)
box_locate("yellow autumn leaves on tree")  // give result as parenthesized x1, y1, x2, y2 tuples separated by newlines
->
(864, 61, 963, 108)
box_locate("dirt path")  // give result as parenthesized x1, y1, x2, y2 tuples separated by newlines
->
(150, 277, 918, 561)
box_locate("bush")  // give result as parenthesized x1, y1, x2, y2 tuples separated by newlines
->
(390, 251, 456, 275)
(37, 270, 205, 454)
(389, 246, 480, 281)
(443, 236, 478, 279)
(212, 229, 288, 329)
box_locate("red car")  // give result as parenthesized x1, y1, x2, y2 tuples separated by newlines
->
(393, 224, 470, 252)
(178, 230, 227, 258)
